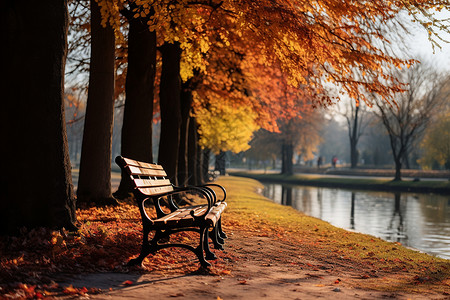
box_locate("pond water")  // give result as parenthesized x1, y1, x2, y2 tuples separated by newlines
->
(262, 184, 450, 260)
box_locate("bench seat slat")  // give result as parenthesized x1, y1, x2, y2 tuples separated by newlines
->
(154, 205, 209, 226)
(123, 158, 164, 170)
(134, 178, 172, 188)
(205, 202, 227, 226)
(138, 185, 174, 196)
(129, 166, 168, 177)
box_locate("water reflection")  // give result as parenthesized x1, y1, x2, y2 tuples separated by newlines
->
(263, 184, 450, 260)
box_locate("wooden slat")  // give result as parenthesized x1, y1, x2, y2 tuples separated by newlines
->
(138, 185, 174, 196)
(128, 166, 168, 177)
(205, 202, 227, 226)
(155, 205, 209, 225)
(123, 157, 163, 170)
(157, 207, 190, 223)
(134, 178, 172, 188)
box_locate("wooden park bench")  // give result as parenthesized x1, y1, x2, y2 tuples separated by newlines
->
(115, 156, 227, 268)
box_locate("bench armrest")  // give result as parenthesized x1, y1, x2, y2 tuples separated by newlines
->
(151, 186, 215, 220)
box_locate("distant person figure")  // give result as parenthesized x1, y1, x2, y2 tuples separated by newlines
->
(332, 156, 338, 168)
(317, 156, 322, 169)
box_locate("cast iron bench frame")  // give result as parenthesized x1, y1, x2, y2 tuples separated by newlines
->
(115, 156, 227, 268)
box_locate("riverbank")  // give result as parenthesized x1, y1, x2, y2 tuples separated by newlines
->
(1, 176, 449, 299)
(229, 169, 450, 195)
(67, 176, 450, 299)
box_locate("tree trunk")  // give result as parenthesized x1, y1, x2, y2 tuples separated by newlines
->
(394, 156, 402, 181)
(196, 144, 204, 185)
(177, 83, 193, 186)
(349, 104, 359, 168)
(202, 149, 211, 183)
(77, 0, 116, 205)
(281, 143, 294, 175)
(158, 42, 182, 184)
(1, 0, 76, 233)
(350, 138, 358, 169)
(215, 151, 226, 175)
(114, 15, 156, 199)
(187, 117, 198, 185)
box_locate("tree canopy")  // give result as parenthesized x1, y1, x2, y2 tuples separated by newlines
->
(96, 0, 450, 125)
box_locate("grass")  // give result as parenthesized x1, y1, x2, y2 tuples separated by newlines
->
(217, 176, 450, 294)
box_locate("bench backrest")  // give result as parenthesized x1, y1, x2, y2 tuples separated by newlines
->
(115, 156, 174, 196)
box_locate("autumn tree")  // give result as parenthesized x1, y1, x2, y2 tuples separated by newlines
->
(194, 99, 260, 175)
(278, 111, 324, 175)
(1, 0, 77, 233)
(77, 0, 117, 205)
(114, 6, 157, 199)
(418, 79, 450, 169)
(157, 42, 183, 184)
(245, 129, 280, 170)
(337, 98, 373, 168)
(372, 63, 448, 180)
(93, 0, 450, 184)
(419, 113, 450, 170)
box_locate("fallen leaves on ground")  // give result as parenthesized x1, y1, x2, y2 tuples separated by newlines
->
(1, 176, 449, 298)
(0, 200, 235, 298)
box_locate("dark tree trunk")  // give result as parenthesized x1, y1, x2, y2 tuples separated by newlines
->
(281, 143, 294, 175)
(349, 104, 359, 168)
(77, 0, 116, 205)
(1, 0, 76, 233)
(196, 145, 203, 185)
(158, 42, 182, 184)
(114, 15, 156, 199)
(177, 83, 193, 186)
(394, 156, 402, 181)
(187, 116, 198, 185)
(202, 149, 211, 183)
(215, 151, 226, 175)
(403, 153, 410, 169)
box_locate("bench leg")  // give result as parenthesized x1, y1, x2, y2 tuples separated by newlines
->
(196, 226, 212, 268)
(128, 226, 154, 266)
(218, 218, 227, 239)
(210, 217, 228, 250)
(210, 223, 224, 250)
(129, 226, 213, 268)
(204, 227, 217, 260)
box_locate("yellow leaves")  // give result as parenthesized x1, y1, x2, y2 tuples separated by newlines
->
(194, 98, 260, 154)
(50, 231, 66, 248)
(199, 38, 210, 53)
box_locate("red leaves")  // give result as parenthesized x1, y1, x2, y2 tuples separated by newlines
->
(220, 269, 231, 275)
(0, 282, 97, 299)
(122, 280, 134, 286)
(63, 285, 87, 295)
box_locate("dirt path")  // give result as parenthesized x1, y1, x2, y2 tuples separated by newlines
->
(61, 231, 447, 299)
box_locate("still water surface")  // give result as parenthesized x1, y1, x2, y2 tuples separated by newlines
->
(262, 184, 450, 260)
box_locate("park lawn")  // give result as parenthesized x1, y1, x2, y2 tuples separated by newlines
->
(217, 176, 450, 294)
(0, 176, 448, 298)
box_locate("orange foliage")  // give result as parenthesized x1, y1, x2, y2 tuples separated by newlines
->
(88, 0, 450, 129)
(0, 202, 235, 298)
